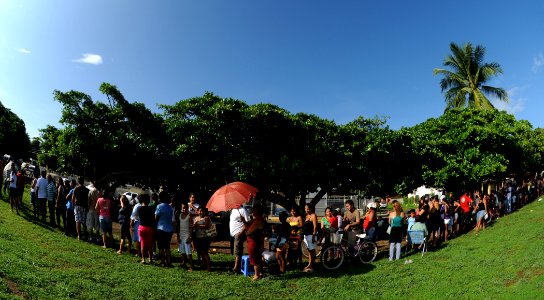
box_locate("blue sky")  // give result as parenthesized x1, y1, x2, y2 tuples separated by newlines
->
(1, 0, 543, 139)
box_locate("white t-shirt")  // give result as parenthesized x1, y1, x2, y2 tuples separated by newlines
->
(229, 208, 250, 237)
(130, 203, 142, 221)
(36, 177, 48, 198)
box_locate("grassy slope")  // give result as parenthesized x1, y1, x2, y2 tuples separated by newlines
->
(0, 191, 543, 300)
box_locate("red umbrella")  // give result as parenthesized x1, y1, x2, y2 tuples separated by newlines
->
(206, 182, 258, 213)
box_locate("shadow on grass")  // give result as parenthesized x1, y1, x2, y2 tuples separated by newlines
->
(0, 195, 58, 233)
(272, 261, 377, 280)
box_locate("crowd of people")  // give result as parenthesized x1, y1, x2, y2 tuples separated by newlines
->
(2, 156, 542, 280)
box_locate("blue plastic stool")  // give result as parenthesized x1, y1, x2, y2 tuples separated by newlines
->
(241, 255, 254, 276)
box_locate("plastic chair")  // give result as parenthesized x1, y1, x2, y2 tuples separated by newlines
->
(406, 230, 426, 256)
(240, 255, 254, 276)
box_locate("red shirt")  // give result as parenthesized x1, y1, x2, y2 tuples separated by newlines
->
(97, 197, 111, 218)
(363, 212, 376, 230)
(459, 194, 472, 213)
(16, 172, 25, 189)
(327, 216, 338, 229)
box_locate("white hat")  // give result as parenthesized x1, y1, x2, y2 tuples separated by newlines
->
(367, 202, 377, 209)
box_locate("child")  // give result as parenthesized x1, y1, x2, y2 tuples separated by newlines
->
(177, 203, 193, 271)
(334, 208, 343, 233)
(117, 195, 132, 254)
(407, 209, 416, 230)
(332, 208, 344, 244)
(273, 212, 291, 273)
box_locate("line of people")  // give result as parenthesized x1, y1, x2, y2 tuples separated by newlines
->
(6, 165, 541, 277)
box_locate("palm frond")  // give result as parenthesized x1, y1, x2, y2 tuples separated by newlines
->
(481, 86, 509, 102)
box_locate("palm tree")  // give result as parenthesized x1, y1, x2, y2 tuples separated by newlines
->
(434, 42, 508, 111)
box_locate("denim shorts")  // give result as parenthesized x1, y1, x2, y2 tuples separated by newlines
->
(476, 210, 486, 222)
(303, 235, 316, 251)
(99, 216, 112, 234)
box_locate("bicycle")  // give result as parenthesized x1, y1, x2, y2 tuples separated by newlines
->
(320, 232, 378, 270)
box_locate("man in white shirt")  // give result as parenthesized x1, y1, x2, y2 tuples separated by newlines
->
(35, 170, 49, 222)
(229, 205, 249, 274)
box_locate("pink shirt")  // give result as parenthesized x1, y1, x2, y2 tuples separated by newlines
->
(97, 197, 111, 218)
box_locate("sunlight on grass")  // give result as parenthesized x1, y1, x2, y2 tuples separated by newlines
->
(0, 191, 543, 299)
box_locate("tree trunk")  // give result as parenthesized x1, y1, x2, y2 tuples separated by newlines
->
(309, 188, 328, 208)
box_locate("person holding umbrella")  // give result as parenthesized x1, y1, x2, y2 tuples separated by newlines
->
(242, 203, 266, 281)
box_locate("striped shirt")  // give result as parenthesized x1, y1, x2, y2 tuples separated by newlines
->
(47, 182, 56, 201)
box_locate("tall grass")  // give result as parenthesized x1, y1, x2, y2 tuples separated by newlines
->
(0, 189, 543, 299)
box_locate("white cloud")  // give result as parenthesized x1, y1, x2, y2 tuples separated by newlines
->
(532, 52, 544, 73)
(493, 86, 527, 114)
(72, 53, 103, 65)
(17, 48, 31, 54)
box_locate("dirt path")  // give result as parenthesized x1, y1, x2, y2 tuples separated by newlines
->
(1, 276, 29, 300)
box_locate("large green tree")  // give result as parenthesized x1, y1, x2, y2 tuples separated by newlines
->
(160, 93, 388, 210)
(433, 42, 508, 111)
(0, 101, 30, 159)
(404, 108, 544, 193)
(39, 83, 167, 190)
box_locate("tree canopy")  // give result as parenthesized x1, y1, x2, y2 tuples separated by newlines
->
(41, 86, 406, 209)
(38, 83, 167, 190)
(37, 58, 544, 209)
(0, 100, 30, 159)
(403, 108, 544, 193)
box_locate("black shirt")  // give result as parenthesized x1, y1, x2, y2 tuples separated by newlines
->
(73, 185, 89, 208)
(138, 205, 155, 227)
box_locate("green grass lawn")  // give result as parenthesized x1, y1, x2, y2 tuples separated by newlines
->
(0, 189, 543, 299)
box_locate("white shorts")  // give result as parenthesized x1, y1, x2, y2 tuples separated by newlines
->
(178, 239, 192, 255)
(303, 235, 316, 251)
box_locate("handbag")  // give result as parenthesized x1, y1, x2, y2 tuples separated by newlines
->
(205, 222, 217, 238)
(386, 225, 392, 235)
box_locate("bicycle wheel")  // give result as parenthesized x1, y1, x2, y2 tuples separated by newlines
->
(358, 241, 377, 264)
(320, 245, 344, 270)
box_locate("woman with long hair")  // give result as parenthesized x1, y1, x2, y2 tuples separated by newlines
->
(302, 204, 317, 272)
(177, 202, 193, 271)
(475, 194, 489, 232)
(243, 204, 266, 280)
(428, 198, 441, 247)
(287, 208, 304, 266)
(135, 194, 155, 264)
(388, 202, 405, 261)
(117, 195, 132, 254)
(96, 190, 113, 248)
